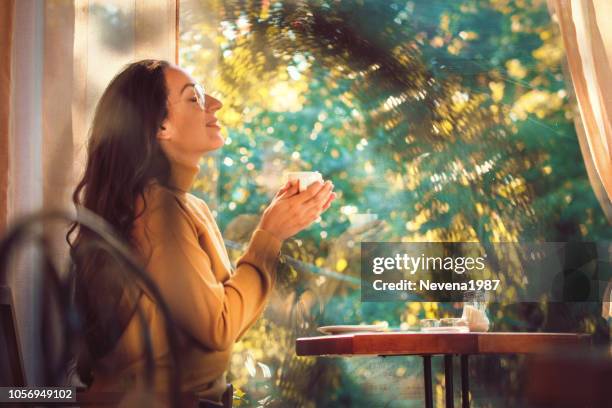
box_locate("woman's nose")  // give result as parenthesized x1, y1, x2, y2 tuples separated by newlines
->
(206, 94, 223, 112)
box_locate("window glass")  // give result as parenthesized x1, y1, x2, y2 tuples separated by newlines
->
(180, 1, 610, 405)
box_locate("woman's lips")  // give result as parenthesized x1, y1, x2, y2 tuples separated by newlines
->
(206, 120, 220, 128)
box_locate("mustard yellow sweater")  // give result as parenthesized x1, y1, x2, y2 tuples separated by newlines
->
(89, 160, 281, 402)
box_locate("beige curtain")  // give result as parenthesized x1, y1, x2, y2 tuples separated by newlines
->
(2, 0, 178, 384)
(549, 0, 612, 222)
(43, 1, 75, 215)
(0, 1, 14, 234)
(73, 0, 178, 175)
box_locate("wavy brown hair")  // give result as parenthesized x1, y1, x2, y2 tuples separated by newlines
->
(69, 59, 172, 243)
(67, 59, 172, 382)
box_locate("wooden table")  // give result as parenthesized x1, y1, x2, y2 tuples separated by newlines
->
(296, 332, 591, 408)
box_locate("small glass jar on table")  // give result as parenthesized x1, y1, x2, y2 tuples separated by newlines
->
(461, 290, 490, 332)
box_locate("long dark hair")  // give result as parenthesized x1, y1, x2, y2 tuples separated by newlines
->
(67, 59, 172, 382)
(69, 59, 172, 243)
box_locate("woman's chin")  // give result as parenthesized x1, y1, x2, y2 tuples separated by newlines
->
(206, 128, 225, 148)
(214, 133, 225, 148)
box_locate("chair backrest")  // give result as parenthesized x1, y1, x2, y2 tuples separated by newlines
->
(0, 209, 184, 407)
(0, 285, 26, 386)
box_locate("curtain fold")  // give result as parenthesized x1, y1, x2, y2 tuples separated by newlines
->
(72, 0, 178, 175)
(44, 0, 75, 223)
(0, 0, 179, 383)
(0, 0, 15, 234)
(549, 0, 612, 222)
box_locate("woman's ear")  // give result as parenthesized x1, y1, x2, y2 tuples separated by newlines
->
(157, 120, 171, 141)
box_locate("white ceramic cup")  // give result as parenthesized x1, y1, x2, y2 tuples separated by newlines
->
(285, 171, 323, 192)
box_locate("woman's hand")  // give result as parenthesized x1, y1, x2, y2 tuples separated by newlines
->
(258, 179, 336, 241)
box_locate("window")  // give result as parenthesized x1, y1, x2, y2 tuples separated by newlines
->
(179, 0, 609, 405)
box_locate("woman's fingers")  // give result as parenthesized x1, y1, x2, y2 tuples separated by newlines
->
(260, 178, 335, 240)
(303, 180, 334, 208)
(321, 192, 336, 211)
(298, 186, 334, 228)
(293, 180, 326, 203)
(280, 180, 291, 192)
(276, 180, 299, 200)
(305, 190, 334, 218)
(274, 181, 291, 197)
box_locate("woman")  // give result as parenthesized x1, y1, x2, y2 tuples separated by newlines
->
(68, 59, 335, 405)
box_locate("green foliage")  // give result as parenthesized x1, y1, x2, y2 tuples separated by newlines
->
(181, 0, 611, 406)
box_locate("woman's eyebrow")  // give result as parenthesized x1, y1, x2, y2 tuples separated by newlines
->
(180, 83, 195, 95)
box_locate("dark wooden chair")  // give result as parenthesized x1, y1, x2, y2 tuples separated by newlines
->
(0, 208, 185, 407)
(0, 285, 26, 387)
(525, 347, 612, 408)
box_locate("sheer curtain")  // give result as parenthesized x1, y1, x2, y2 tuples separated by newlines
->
(0, 1, 14, 233)
(1, 0, 178, 384)
(73, 0, 178, 183)
(549, 0, 612, 223)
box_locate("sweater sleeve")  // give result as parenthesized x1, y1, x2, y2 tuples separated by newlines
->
(133, 192, 281, 351)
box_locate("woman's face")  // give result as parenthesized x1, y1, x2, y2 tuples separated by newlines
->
(158, 65, 224, 159)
